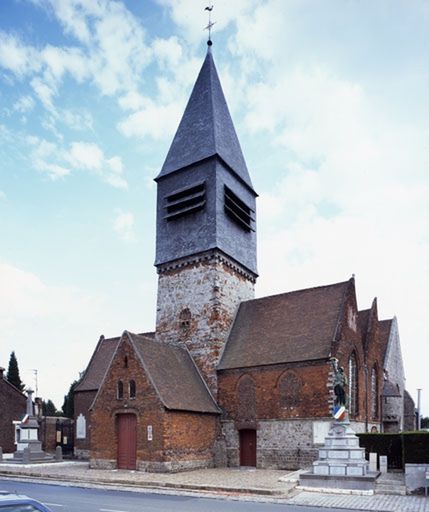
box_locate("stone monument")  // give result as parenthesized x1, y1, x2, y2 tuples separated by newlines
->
(300, 358, 379, 491)
(12, 389, 53, 463)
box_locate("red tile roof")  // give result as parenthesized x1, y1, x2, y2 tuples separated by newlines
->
(218, 280, 350, 370)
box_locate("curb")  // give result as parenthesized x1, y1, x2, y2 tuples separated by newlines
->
(0, 470, 290, 498)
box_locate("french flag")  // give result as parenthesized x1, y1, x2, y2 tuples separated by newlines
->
(333, 405, 346, 421)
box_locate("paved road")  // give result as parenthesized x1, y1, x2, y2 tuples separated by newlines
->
(0, 479, 365, 512)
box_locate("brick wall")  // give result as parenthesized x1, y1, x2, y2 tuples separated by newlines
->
(74, 390, 96, 458)
(156, 251, 254, 395)
(0, 377, 26, 452)
(218, 362, 332, 422)
(333, 282, 368, 423)
(90, 336, 165, 469)
(90, 335, 219, 472)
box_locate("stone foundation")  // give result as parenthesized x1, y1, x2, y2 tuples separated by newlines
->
(89, 458, 116, 469)
(74, 448, 90, 460)
(138, 458, 213, 473)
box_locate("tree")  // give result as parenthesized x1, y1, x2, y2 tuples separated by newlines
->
(6, 351, 25, 391)
(42, 399, 58, 416)
(62, 380, 79, 418)
(421, 416, 429, 429)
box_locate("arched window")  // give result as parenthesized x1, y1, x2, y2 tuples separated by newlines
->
(348, 352, 358, 416)
(278, 371, 302, 408)
(117, 380, 124, 400)
(237, 375, 256, 423)
(371, 366, 378, 418)
(129, 379, 136, 399)
(124, 356, 128, 368)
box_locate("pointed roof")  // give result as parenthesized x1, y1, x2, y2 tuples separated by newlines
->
(156, 46, 255, 192)
(128, 332, 219, 414)
(218, 280, 351, 370)
(75, 331, 155, 392)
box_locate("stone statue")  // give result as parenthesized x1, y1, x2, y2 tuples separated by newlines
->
(330, 358, 348, 408)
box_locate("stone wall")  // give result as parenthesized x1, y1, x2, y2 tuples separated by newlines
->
(383, 318, 405, 430)
(156, 251, 254, 395)
(222, 418, 370, 470)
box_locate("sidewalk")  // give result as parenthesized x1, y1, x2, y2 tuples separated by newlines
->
(0, 460, 427, 511)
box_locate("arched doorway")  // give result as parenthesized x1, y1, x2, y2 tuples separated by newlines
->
(239, 429, 256, 467)
(117, 413, 137, 470)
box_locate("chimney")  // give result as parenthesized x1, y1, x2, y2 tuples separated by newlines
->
(0, 367, 4, 379)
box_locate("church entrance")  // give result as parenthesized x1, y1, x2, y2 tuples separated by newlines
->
(239, 429, 256, 467)
(117, 413, 137, 470)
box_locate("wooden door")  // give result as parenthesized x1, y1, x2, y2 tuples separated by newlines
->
(117, 414, 137, 470)
(239, 429, 256, 467)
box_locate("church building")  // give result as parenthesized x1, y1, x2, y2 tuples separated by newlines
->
(74, 42, 412, 471)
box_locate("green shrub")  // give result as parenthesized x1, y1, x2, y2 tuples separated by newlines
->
(357, 433, 402, 469)
(402, 432, 429, 464)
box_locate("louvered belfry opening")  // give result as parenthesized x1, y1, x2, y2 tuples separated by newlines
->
(224, 185, 254, 232)
(164, 181, 206, 221)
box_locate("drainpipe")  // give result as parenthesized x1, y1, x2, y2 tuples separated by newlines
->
(364, 364, 368, 432)
(417, 388, 422, 430)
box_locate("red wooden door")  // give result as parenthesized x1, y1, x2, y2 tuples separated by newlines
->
(117, 414, 137, 470)
(239, 429, 257, 467)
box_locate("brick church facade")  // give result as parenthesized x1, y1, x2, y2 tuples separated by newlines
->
(74, 44, 413, 471)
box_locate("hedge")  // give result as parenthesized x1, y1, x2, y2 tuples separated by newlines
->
(357, 432, 429, 469)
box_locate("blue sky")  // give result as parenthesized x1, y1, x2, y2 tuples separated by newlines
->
(1, 0, 428, 416)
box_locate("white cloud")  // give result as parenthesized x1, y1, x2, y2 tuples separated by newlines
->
(113, 209, 136, 242)
(0, 262, 100, 327)
(27, 137, 127, 188)
(156, 0, 259, 44)
(0, 31, 41, 77)
(67, 141, 103, 170)
(30, 76, 57, 111)
(14, 95, 35, 113)
(118, 91, 146, 111)
(117, 97, 182, 141)
(152, 36, 183, 69)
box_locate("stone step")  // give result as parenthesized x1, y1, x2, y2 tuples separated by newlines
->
(375, 483, 407, 496)
(375, 487, 406, 496)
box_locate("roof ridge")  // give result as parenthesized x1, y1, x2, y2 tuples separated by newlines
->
(243, 279, 350, 305)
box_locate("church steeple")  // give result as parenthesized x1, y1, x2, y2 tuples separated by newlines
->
(155, 46, 257, 276)
(156, 47, 255, 192)
(154, 46, 257, 393)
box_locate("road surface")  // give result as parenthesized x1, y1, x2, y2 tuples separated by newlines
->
(0, 478, 364, 512)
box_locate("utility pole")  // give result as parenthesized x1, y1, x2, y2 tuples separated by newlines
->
(417, 388, 422, 430)
(31, 369, 38, 397)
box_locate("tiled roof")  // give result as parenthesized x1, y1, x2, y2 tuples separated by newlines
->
(75, 332, 155, 392)
(218, 280, 350, 370)
(382, 379, 402, 397)
(128, 332, 219, 414)
(156, 47, 254, 192)
(379, 319, 393, 362)
(358, 309, 370, 338)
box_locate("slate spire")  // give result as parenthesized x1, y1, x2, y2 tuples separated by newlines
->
(156, 46, 255, 192)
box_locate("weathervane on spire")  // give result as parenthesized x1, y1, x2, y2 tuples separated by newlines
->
(204, 5, 215, 46)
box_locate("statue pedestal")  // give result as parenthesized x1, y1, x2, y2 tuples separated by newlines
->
(11, 390, 54, 464)
(300, 420, 379, 491)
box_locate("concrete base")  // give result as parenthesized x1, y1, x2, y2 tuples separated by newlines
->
(12, 440, 54, 463)
(300, 470, 380, 491)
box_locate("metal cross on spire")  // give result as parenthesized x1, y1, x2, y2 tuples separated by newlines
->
(204, 4, 216, 46)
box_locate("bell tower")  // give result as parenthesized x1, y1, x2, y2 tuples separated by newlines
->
(154, 44, 257, 395)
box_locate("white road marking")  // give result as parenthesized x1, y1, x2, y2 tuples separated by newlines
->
(99, 509, 130, 512)
(43, 504, 64, 508)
